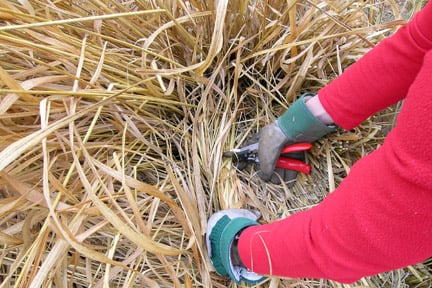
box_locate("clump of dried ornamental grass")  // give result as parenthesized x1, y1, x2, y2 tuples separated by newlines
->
(0, 0, 430, 287)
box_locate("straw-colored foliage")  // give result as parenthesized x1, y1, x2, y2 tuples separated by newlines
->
(0, 0, 430, 287)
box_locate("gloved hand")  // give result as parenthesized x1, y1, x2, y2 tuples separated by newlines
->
(206, 209, 267, 284)
(258, 93, 336, 183)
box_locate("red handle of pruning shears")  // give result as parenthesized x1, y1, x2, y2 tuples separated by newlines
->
(276, 158, 311, 174)
(276, 143, 312, 174)
(280, 142, 313, 154)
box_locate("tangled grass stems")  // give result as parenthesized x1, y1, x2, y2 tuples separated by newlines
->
(0, 0, 430, 287)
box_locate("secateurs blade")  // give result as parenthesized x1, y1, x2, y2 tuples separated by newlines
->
(223, 142, 312, 174)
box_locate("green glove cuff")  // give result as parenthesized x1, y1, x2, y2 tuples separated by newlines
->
(277, 93, 336, 142)
(209, 215, 266, 284)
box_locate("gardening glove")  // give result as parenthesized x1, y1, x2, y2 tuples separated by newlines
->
(206, 209, 267, 284)
(259, 93, 336, 183)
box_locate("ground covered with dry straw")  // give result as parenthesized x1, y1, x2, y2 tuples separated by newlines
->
(0, 0, 431, 287)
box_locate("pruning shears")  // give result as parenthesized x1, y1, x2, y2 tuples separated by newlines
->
(223, 142, 312, 174)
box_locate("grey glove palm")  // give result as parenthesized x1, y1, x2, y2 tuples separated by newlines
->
(258, 94, 336, 183)
(257, 122, 301, 183)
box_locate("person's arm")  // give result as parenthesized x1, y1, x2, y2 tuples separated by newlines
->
(238, 49, 432, 283)
(257, 2, 432, 183)
(207, 5, 432, 284)
(237, 4, 432, 281)
(305, 95, 334, 124)
(318, 2, 432, 130)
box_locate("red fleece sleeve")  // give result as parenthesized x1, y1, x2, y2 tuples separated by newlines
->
(238, 50, 432, 283)
(237, 4, 432, 282)
(318, 2, 432, 130)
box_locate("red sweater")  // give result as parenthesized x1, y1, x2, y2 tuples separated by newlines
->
(238, 2, 432, 283)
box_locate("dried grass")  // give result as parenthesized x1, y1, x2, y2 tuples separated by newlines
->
(0, 0, 430, 287)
